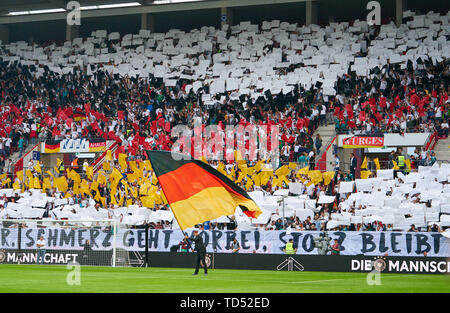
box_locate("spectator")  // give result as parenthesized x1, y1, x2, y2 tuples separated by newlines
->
(18, 136, 25, 158)
(331, 239, 340, 255)
(36, 235, 46, 264)
(315, 134, 322, 157)
(231, 238, 240, 253)
(349, 153, 357, 178)
(283, 239, 296, 254)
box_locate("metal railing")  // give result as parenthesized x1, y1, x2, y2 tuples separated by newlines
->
(279, 157, 442, 174)
(313, 135, 335, 163)
(92, 141, 120, 173)
(335, 126, 439, 135)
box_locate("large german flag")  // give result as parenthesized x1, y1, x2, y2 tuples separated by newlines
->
(44, 140, 60, 153)
(147, 150, 261, 230)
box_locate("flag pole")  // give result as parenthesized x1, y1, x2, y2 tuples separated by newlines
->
(166, 203, 195, 252)
(181, 229, 195, 253)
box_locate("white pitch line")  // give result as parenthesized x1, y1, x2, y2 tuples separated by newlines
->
(77, 272, 421, 286)
(288, 275, 410, 284)
(110, 274, 409, 285)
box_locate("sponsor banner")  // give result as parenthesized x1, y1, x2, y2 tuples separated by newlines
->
(131, 252, 449, 274)
(0, 249, 80, 264)
(349, 256, 450, 274)
(342, 136, 384, 148)
(1, 229, 449, 257)
(60, 139, 89, 153)
(41, 139, 106, 153)
(1, 248, 447, 274)
(0, 249, 111, 265)
(339, 133, 431, 148)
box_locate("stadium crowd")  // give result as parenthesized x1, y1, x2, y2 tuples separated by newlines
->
(0, 9, 448, 169)
(0, 151, 448, 234)
(0, 53, 448, 167)
(0, 10, 449, 233)
(333, 57, 450, 137)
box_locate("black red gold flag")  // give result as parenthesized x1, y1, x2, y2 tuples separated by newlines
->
(147, 150, 261, 230)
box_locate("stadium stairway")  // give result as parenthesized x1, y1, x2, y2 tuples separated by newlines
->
(313, 124, 336, 172)
(10, 149, 25, 165)
(434, 136, 450, 163)
(11, 142, 40, 170)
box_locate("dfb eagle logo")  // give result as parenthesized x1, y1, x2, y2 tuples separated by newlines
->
(200, 254, 211, 268)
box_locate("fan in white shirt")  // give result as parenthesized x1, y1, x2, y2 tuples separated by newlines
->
(83, 161, 89, 172)
(36, 237, 46, 250)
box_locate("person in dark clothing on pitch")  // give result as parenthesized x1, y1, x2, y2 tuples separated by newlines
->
(185, 230, 208, 276)
(81, 239, 93, 265)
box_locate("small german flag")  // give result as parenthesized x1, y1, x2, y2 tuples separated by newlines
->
(44, 140, 60, 153)
(73, 112, 86, 121)
(148, 150, 261, 230)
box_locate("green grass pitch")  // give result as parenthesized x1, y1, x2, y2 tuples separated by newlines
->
(0, 264, 448, 293)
